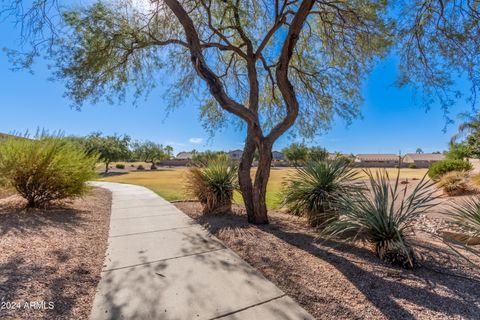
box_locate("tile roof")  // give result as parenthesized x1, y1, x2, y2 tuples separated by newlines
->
(404, 153, 445, 162)
(356, 154, 400, 162)
(176, 152, 193, 159)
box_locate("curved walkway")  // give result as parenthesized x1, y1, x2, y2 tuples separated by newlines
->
(89, 182, 314, 320)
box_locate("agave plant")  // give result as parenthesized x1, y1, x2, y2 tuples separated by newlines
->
(322, 170, 438, 268)
(185, 158, 238, 214)
(282, 159, 361, 227)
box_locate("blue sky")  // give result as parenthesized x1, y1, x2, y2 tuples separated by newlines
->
(0, 13, 470, 155)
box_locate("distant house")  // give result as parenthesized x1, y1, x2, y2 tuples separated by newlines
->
(355, 154, 401, 167)
(0, 133, 24, 143)
(0, 133, 15, 140)
(176, 152, 194, 160)
(272, 151, 285, 161)
(403, 153, 445, 168)
(228, 149, 243, 161)
(328, 153, 354, 161)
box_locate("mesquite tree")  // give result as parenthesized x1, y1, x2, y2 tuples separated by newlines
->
(133, 140, 169, 169)
(3, 0, 479, 223)
(56, 0, 389, 223)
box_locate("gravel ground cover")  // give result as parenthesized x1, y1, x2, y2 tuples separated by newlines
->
(175, 201, 480, 320)
(0, 188, 112, 320)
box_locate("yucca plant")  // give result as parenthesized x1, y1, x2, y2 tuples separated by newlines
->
(282, 159, 361, 227)
(443, 198, 480, 264)
(322, 170, 438, 268)
(185, 158, 238, 214)
(448, 197, 480, 238)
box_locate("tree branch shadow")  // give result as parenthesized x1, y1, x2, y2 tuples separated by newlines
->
(187, 207, 480, 320)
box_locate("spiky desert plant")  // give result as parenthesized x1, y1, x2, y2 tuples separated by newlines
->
(185, 158, 238, 214)
(282, 159, 361, 227)
(322, 170, 438, 268)
(449, 197, 480, 238)
(437, 171, 472, 196)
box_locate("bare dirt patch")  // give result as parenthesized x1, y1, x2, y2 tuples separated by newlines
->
(0, 188, 111, 320)
(175, 201, 480, 320)
(0, 188, 14, 200)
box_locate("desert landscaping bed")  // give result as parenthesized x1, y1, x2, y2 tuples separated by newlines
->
(175, 201, 480, 320)
(0, 188, 111, 320)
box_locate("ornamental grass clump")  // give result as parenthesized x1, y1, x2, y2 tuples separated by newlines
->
(0, 136, 98, 208)
(185, 157, 238, 214)
(282, 158, 361, 227)
(322, 170, 438, 269)
(437, 171, 473, 196)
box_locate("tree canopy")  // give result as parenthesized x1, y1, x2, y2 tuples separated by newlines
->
(451, 112, 480, 159)
(132, 140, 169, 169)
(84, 133, 131, 173)
(282, 143, 310, 166)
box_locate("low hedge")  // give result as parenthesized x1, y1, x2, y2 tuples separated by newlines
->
(428, 159, 472, 179)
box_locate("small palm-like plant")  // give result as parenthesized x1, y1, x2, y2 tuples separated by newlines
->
(322, 170, 438, 268)
(282, 159, 361, 226)
(185, 158, 238, 214)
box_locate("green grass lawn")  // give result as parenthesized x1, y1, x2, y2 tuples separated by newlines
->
(99, 167, 429, 209)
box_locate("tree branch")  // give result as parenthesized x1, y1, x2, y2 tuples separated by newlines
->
(268, 0, 316, 143)
(164, 0, 256, 125)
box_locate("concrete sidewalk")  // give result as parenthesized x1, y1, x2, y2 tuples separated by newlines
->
(90, 182, 314, 320)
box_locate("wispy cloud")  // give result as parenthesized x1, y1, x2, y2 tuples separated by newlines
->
(189, 137, 204, 144)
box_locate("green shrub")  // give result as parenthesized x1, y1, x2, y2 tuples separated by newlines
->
(428, 159, 472, 179)
(115, 163, 125, 169)
(408, 163, 417, 169)
(0, 137, 97, 208)
(137, 164, 145, 170)
(282, 159, 361, 227)
(437, 171, 472, 196)
(185, 158, 238, 214)
(321, 170, 438, 268)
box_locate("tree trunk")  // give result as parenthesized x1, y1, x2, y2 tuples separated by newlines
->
(238, 128, 256, 223)
(150, 161, 157, 170)
(251, 141, 272, 224)
(105, 161, 110, 174)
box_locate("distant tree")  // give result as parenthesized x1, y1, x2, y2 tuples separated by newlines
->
(164, 145, 174, 159)
(85, 133, 130, 173)
(308, 147, 329, 162)
(283, 143, 309, 167)
(446, 142, 471, 160)
(451, 113, 480, 159)
(415, 148, 423, 154)
(133, 141, 168, 170)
